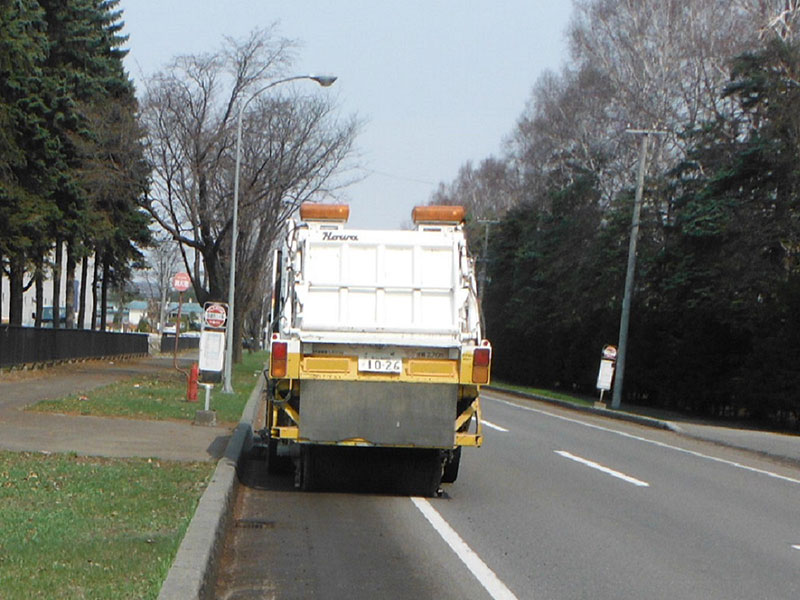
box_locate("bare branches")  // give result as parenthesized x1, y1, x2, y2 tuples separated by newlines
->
(763, 0, 800, 40)
(139, 28, 359, 354)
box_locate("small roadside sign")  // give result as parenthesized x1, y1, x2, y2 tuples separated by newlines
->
(199, 330, 225, 372)
(602, 344, 618, 361)
(172, 272, 191, 292)
(203, 302, 227, 329)
(596, 359, 615, 391)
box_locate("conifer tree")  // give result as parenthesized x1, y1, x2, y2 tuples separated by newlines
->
(36, 0, 149, 328)
(0, 0, 57, 324)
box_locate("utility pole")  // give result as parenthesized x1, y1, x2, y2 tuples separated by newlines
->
(611, 129, 666, 410)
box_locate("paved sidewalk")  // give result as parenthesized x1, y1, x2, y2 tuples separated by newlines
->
(671, 421, 800, 464)
(0, 355, 229, 462)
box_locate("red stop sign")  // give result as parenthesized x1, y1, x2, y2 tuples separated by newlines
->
(204, 303, 227, 329)
(172, 272, 191, 292)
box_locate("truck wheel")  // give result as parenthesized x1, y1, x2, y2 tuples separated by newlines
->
(420, 452, 444, 497)
(441, 447, 461, 484)
(400, 450, 442, 497)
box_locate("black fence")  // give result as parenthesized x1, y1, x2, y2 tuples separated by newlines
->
(160, 334, 200, 354)
(0, 325, 149, 369)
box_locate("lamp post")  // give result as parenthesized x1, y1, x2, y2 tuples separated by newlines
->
(222, 74, 337, 393)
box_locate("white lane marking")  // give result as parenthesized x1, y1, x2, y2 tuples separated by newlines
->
(555, 450, 650, 487)
(487, 395, 800, 487)
(482, 419, 509, 432)
(411, 497, 519, 600)
(792, 545, 800, 551)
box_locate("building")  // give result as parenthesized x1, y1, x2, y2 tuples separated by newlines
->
(0, 251, 96, 328)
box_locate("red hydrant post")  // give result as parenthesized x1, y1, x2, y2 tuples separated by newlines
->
(187, 362, 199, 402)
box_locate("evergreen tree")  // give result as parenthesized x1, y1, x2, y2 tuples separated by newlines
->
(0, 0, 58, 324)
(657, 39, 800, 418)
(36, 0, 149, 327)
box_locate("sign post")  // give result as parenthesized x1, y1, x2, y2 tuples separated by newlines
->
(170, 272, 191, 370)
(199, 302, 228, 376)
(170, 272, 195, 401)
(171, 272, 191, 293)
(195, 301, 228, 427)
(204, 303, 227, 329)
(595, 345, 617, 408)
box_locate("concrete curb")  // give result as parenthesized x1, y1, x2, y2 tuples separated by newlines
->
(484, 386, 682, 433)
(158, 376, 264, 600)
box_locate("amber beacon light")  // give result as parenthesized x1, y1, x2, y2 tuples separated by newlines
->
(300, 203, 350, 222)
(412, 205, 466, 224)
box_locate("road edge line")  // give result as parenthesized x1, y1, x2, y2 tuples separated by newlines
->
(484, 386, 681, 433)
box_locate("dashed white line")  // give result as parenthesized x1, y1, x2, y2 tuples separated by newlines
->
(792, 545, 800, 551)
(487, 395, 800, 487)
(555, 450, 650, 487)
(411, 497, 519, 600)
(482, 419, 509, 432)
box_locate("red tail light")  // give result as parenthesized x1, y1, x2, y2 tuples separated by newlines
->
(473, 348, 490, 367)
(471, 348, 491, 384)
(271, 341, 288, 378)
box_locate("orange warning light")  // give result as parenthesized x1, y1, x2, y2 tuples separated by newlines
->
(411, 205, 466, 224)
(300, 203, 350, 222)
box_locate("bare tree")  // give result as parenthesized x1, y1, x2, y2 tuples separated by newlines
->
(431, 157, 520, 219)
(508, 64, 626, 208)
(140, 233, 181, 332)
(140, 27, 359, 358)
(500, 0, 799, 223)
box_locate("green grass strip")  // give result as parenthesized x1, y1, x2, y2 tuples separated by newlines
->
(489, 379, 595, 407)
(0, 452, 214, 600)
(30, 351, 267, 424)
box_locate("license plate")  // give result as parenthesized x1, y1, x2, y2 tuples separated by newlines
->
(358, 357, 402, 373)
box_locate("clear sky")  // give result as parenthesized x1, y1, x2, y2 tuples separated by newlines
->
(118, 1, 574, 228)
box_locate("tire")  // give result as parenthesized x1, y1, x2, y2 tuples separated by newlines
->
(441, 447, 461, 484)
(399, 449, 442, 497)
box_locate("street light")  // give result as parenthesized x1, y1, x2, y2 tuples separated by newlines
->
(222, 74, 337, 393)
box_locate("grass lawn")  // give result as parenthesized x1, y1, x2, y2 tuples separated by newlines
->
(0, 452, 214, 600)
(489, 379, 595, 407)
(29, 351, 268, 424)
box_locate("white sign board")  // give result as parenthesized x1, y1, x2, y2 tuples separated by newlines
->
(596, 359, 615, 391)
(199, 330, 226, 372)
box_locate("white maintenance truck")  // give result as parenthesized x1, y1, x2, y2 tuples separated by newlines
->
(263, 203, 490, 495)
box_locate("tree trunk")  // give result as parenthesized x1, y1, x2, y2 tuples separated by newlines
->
(52, 238, 62, 329)
(233, 304, 243, 363)
(34, 253, 44, 328)
(0, 251, 3, 321)
(78, 253, 89, 329)
(100, 253, 110, 332)
(159, 278, 168, 334)
(65, 241, 76, 329)
(91, 251, 99, 330)
(8, 254, 24, 326)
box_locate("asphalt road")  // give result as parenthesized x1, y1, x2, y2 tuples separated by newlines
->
(215, 390, 800, 599)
